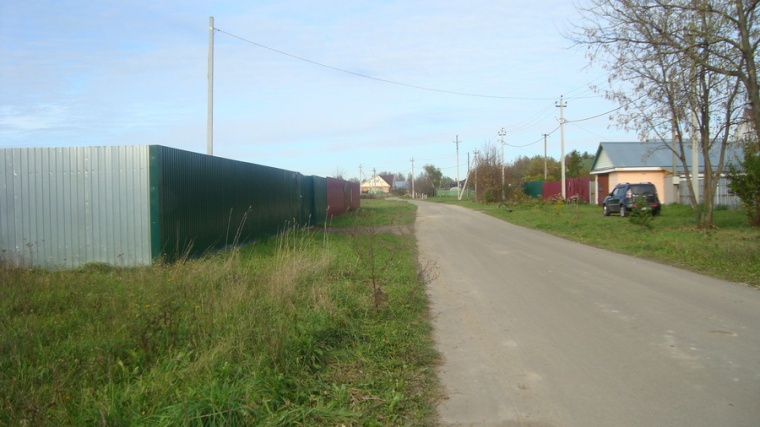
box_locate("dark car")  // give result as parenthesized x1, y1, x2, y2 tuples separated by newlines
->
(603, 182, 661, 217)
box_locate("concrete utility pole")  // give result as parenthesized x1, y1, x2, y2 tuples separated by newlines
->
(454, 135, 461, 197)
(556, 96, 567, 199)
(499, 128, 506, 200)
(207, 16, 214, 156)
(543, 133, 549, 180)
(473, 149, 479, 200)
(410, 157, 415, 199)
(359, 164, 363, 183)
(372, 167, 376, 194)
(467, 152, 470, 177)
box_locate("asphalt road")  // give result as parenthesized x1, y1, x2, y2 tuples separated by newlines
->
(409, 200, 760, 427)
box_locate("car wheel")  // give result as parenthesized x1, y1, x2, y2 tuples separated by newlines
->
(620, 206, 627, 217)
(603, 204, 610, 216)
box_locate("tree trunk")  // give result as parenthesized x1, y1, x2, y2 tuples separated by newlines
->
(734, 0, 760, 144)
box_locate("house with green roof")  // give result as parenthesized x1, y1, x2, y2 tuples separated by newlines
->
(590, 141, 743, 207)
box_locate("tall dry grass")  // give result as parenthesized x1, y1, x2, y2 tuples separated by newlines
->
(1, 203, 439, 426)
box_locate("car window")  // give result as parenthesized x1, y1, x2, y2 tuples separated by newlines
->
(630, 185, 655, 194)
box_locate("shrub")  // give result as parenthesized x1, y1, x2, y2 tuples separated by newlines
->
(727, 142, 760, 226)
(628, 195, 654, 228)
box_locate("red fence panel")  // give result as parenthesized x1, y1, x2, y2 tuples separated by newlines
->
(541, 177, 591, 202)
(566, 177, 591, 202)
(542, 181, 561, 200)
(326, 177, 360, 217)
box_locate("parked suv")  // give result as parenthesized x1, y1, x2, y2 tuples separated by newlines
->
(603, 182, 661, 217)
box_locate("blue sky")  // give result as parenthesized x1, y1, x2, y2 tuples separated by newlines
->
(1, 0, 634, 181)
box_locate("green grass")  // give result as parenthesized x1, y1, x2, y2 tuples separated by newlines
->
(326, 198, 417, 228)
(430, 197, 760, 287)
(8, 195, 754, 426)
(0, 199, 440, 426)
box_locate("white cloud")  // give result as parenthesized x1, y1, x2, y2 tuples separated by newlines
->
(0, 104, 70, 132)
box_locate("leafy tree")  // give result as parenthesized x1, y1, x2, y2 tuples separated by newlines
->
(565, 150, 584, 178)
(508, 155, 532, 181)
(422, 164, 443, 188)
(564, 150, 594, 178)
(506, 155, 560, 183)
(728, 142, 760, 226)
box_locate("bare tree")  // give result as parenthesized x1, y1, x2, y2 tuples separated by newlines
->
(472, 143, 504, 203)
(413, 174, 434, 198)
(410, 165, 443, 198)
(570, 0, 750, 227)
(655, 1, 760, 144)
(333, 166, 345, 180)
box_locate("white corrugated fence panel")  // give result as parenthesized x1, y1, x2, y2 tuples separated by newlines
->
(0, 146, 152, 269)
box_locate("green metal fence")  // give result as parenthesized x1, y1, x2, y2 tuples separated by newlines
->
(523, 181, 543, 198)
(151, 146, 305, 262)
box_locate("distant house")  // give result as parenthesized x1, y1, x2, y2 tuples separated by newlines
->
(360, 175, 391, 194)
(590, 141, 743, 207)
(380, 174, 395, 190)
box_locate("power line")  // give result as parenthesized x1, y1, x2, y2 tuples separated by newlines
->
(214, 25, 634, 170)
(568, 121, 616, 141)
(502, 103, 556, 133)
(565, 94, 647, 124)
(215, 28, 565, 101)
(506, 126, 561, 148)
(563, 74, 609, 98)
(566, 104, 625, 123)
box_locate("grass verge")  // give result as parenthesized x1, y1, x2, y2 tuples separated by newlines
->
(0, 200, 440, 426)
(327, 198, 417, 228)
(428, 197, 760, 287)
